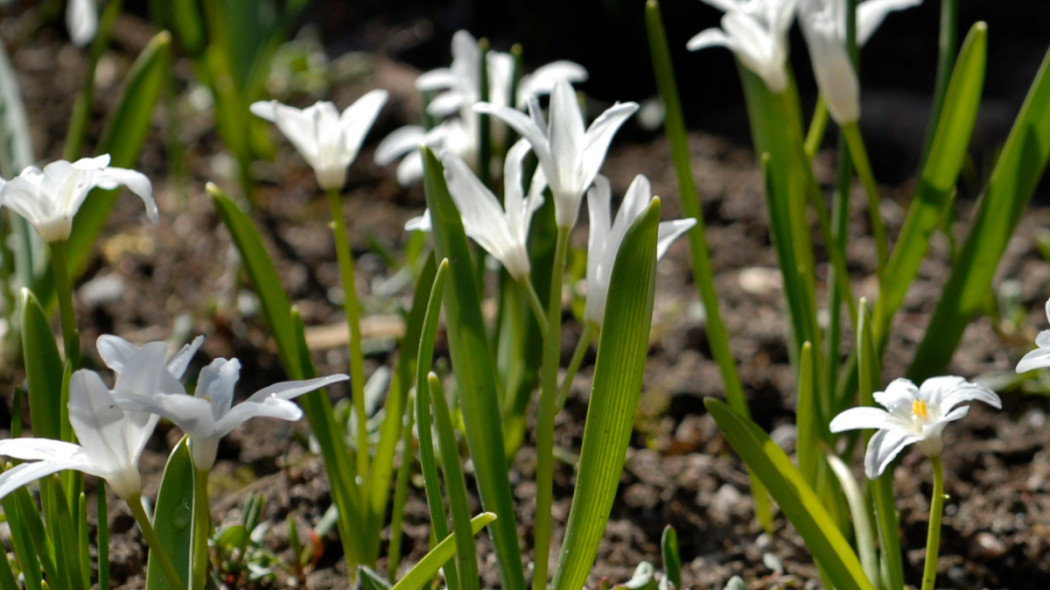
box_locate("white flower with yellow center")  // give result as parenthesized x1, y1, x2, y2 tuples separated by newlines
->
(830, 376, 1001, 478)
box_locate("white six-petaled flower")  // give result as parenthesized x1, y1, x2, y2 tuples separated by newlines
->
(800, 0, 922, 124)
(0, 154, 155, 242)
(830, 376, 1001, 479)
(439, 138, 547, 280)
(475, 80, 638, 230)
(584, 175, 696, 327)
(1017, 297, 1050, 373)
(688, 0, 800, 93)
(0, 336, 196, 501)
(250, 90, 388, 191)
(114, 355, 348, 470)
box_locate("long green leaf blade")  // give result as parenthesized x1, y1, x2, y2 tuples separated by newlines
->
(20, 289, 63, 440)
(705, 398, 874, 590)
(145, 438, 193, 590)
(391, 513, 497, 590)
(910, 39, 1050, 378)
(552, 199, 660, 590)
(421, 147, 525, 590)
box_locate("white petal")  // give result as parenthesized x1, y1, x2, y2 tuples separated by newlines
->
(0, 461, 87, 501)
(924, 377, 1001, 413)
(474, 102, 554, 181)
(249, 101, 277, 122)
(405, 211, 432, 232)
(549, 81, 587, 196)
(580, 101, 639, 194)
(0, 437, 89, 464)
(426, 91, 466, 118)
(68, 370, 132, 475)
(686, 28, 734, 52)
(864, 427, 920, 478)
(873, 377, 919, 413)
(829, 406, 900, 433)
(442, 153, 518, 271)
(214, 397, 303, 438)
(857, 0, 923, 45)
(375, 126, 425, 165)
(96, 334, 139, 373)
(270, 102, 322, 167)
(66, 0, 97, 47)
(656, 218, 698, 259)
(196, 358, 241, 421)
(1017, 347, 1050, 373)
(517, 61, 589, 107)
(245, 374, 349, 404)
(167, 335, 204, 379)
(416, 68, 458, 92)
(95, 166, 157, 223)
(338, 89, 388, 162)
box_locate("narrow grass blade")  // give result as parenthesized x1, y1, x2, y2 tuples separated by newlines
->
(857, 300, 903, 590)
(422, 147, 525, 590)
(825, 452, 879, 586)
(391, 513, 497, 590)
(796, 342, 819, 486)
(705, 398, 874, 590)
(644, 0, 773, 528)
(552, 199, 660, 590)
(98, 490, 110, 590)
(10, 487, 62, 588)
(910, 39, 1050, 379)
(65, 31, 172, 277)
(1, 488, 43, 590)
(875, 22, 986, 340)
(145, 437, 193, 590)
(360, 566, 394, 590)
(428, 373, 480, 590)
(413, 259, 458, 590)
(20, 289, 63, 440)
(0, 536, 18, 590)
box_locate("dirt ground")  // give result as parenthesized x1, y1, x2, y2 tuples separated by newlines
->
(2, 5, 1050, 590)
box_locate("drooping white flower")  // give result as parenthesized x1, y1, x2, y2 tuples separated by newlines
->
(1017, 298, 1050, 373)
(584, 175, 696, 326)
(476, 80, 638, 229)
(0, 338, 188, 501)
(250, 89, 388, 190)
(0, 154, 155, 242)
(830, 376, 1001, 478)
(67, 0, 98, 47)
(114, 356, 348, 470)
(438, 138, 547, 280)
(687, 0, 800, 93)
(800, 0, 922, 124)
(377, 30, 587, 187)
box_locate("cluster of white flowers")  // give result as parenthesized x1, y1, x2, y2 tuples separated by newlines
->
(690, 0, 922, 123)
(0, 335, 346, 501)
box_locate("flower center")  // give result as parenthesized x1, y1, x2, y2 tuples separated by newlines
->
(912, 399, 930, 421)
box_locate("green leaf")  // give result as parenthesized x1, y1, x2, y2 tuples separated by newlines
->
(360, 566, 394, 590)
(428, 373, 480, 590)
(910, 36, 1050, 379)
(421, 147, 525, 590)
(552, 199, 660, 590)
(1, 488, 43, 590)
(875, 22, 986, 341)
(65, 30, 172, 278)
(390, 513, 497, 590)
(146, 438, 193, 590)
(20, 289, 63, 440)
(705, 398, 874, 590)
(40, 477, 85, 590)
(660, 526, 681, 590)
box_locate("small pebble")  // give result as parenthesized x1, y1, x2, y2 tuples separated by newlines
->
(971, 531, 1007, 560)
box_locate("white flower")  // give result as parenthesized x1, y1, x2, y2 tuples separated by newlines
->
(439, 138, 547, 280)
(250, 90, 388, 190)
(0, 154, 155, 242)
(0, 338, 190, 501)
(377, 30, 587, 187)
(475, 80, 638, 229)
(584, 175, 696, 326)
(830, 376, 1001, 478)
(114, 356, 348, 470)
(1017, 297, 1050, 373)
(800, 0, 922, 124)
(687, 0, 799, 93)
(67, 0, 98, 47)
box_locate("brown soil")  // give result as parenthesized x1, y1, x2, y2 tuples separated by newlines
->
(2, 5, 1049, 590)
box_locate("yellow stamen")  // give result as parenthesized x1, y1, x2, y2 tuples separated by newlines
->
(912, 399, 930, 420)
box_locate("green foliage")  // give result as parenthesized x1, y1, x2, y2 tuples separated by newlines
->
(146, 439, 193, 590)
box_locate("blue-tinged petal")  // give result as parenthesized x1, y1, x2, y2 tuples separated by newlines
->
(0, 461, 86, 501)
(864, 427, 920, 478)
(196, 358, 241, 421)
(168, 335, 204, 379)
(244, 374, 348, 403)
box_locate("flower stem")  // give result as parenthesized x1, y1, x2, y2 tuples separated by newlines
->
(519, 275, 548, 336)
(326, 187, 369, 484)
(556, 321, 595, 413)
(192, 467, 210, 590)
(49, 240, 80, 369)
(841, 122, 887, 276)
(126, 492, 187, 590)
(533, 225, 570, 590)
(921, 456, 946, 590)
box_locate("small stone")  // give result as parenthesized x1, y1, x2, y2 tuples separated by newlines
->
(79, 273, 126, 306)
(970, 531, 1007, 560)
(711, 483, 743, 517)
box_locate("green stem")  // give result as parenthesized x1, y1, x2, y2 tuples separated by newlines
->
(533, 225, 570, 590)
(127, 493, 187, 590)
(556, 321, 595, 412)
(49, 240, 80, 369)
(921, 456, 946, 590)
(191, 467, 210, 590)
(519, 275, 549, 336)
(841, 122, 888, 275)
(804, 95, 829, 159)
(921, 0, 959, 166)
(63, 0, 124, 161)
(326, 187, 370, 484)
